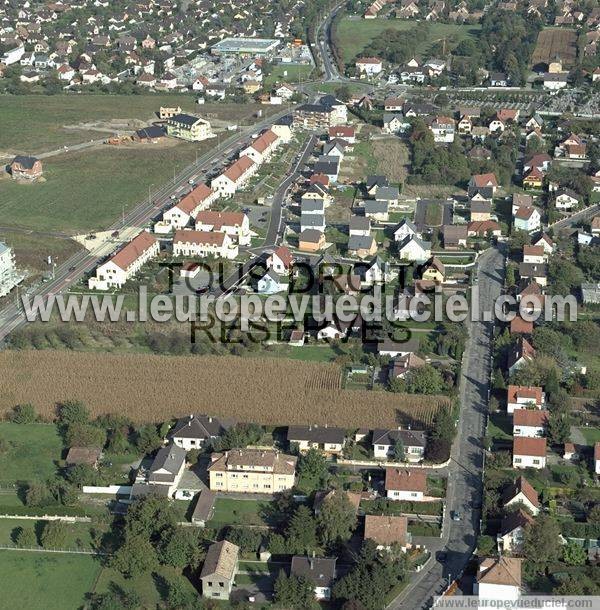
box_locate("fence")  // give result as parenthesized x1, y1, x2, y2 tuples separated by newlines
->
(0, 543, 108, 555)
(0, 514, 91, 522)
(82, 485, 132, 495)
(337, 457, 451, 469)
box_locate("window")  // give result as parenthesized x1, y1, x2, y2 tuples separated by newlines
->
(219, 582, 224, 588)
(207, 582, 212, 587)
(377, 445, 386, 451)
(514, 458, 522, 464)
(533, 459, 540, 465)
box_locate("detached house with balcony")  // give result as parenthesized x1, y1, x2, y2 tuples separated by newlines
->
(169, 414, 231, 451)
(373, 429, 427, 462)
(166, 113, 214, 142)
(89, 231, 159, 290)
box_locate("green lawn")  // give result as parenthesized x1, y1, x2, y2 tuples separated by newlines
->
(0, 518, 105, 550)
(0, 143, 202, 233)
(0, 550, 102, 610)
(0, 95, 276, 154)
(336, 17, 481, 64)
(209, 497, 274, 528)
(93, 564, 199, 608)
(578, 427, 600, 445)
(0, 422, 63, 486)
(487, 413, 513, 442)
(263, 64, 314, 89)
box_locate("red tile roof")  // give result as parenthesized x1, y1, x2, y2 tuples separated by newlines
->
(328, 126, 355, 138)
(196, 210, 246, 229)
(174, 229, 226, 246)
(513, 436, 547, 457)
(249, 129, 278, 154)
(510, 316, 533, 335)
(110, 231, 157, 271)
(513, 409, 549, 427)
(523, 245, 544, 257)
(271, 245, 293, 268)
(468, 220, 501, 235)
(595, 442, 600, 462)
(472, 173, 498, 188)
(222, 155, 254, 182)
(176, 183, 213, 215)
(364, 515, 408, 546)
(384, 468, 427, 492)
(502, 476, 539, 508)
(507, 385, 543, 405)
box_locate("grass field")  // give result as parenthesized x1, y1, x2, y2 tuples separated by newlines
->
(577, 427, 600, 446)
(0, 422, 63, 485)
(0, 350, 451, 429)
(209, 497, 273, 527)
(263, 64, 314, 89)
(0, 142, 203, 233)
(0, 518, 103, 549)
(0, 550, 101, 610)
(336, 17, 481, 64)
(0, 95, 275, 155)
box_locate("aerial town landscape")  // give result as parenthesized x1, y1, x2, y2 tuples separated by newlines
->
(0, 0, 600, 608)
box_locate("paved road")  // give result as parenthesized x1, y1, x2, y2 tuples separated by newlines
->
(550, 203, 600, 231)
(388, 246, 505, 609)
(0, 107, 293, 342)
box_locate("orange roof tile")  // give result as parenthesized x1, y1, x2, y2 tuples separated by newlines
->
(110, 231, 157, 271)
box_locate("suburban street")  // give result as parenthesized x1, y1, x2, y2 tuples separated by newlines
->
(389, 246, 505, 609)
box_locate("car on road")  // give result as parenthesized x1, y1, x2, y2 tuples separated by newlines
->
(188, 179, 195, 185)
(242, 207, 251, 213)
(170, 194, 177, 200)
(451, 511, 461, 522)
(69, 266, 76, 272)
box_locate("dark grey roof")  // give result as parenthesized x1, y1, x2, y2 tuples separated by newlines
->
(470, 200, 492, 213)
(364, 200, 389, 213)
(299, 229, 324, 243)
(296, 103, 330, 114)
(130, 482, 171, 498)
(319, 94, 343, 108)
(348, 234, 375, 252)
(192, 489, 216, 522)
(148, 443, 186, 481)
(349, 216, 370, 231)
(301, 213, 325, 227)
(275, 114, 294, 126)
(171, 414, 230, 440)
(519, 262, 547, 278)
(314, 159, 339, 175)
(376, 186, 399, 201)
(366, 175, 388, 189)
(468, 185, 494, 199)
(287, 425, 346, 445)
(301, 199, 325, 213)
(136, 125, 167, 139)
(372, 428, 427, 448)
(291, 556, 337, 588)
(12, 155, 38, 169)
(170, 113, 201, 126)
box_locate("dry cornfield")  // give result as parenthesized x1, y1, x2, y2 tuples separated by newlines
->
(0, 351, 450, 429)
(531, 28, 577, 68)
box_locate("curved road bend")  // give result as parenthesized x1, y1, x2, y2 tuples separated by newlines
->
(0, 107, 293, 342)
(387, 246, 505, 609)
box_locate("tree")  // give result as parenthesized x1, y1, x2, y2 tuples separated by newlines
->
(134, 424, 162, 454)
(547, 413, 570, 446)
(88, 583, 141, 610)
(164, 574, 195, 608)
(477, 535, 496, 555)
(287, 505, 319, 555)
(10, 403, 37, 424)
(25, 481, 56, 507)
(158, 526, 202, 568)
(317, 492, 358, 548)
(57, 400, 89, 426)
(274, 571, 316, 609)
(15, 526, 37, 548)
(225, 526, 263, 555)
(563, 540, 586, 566)
(41, 521, 68, 549)
(588, 504, 600, 524)
(124, 496, 178, 542)
(66, 463, 99, 487)
(393, 438, 405, 461)
(111, 534, 158, 578)
(547, 257, 584, 296)
(65, 423, 106, 449)
(523, 514, 561, 573)
(297, 448, 329, 492)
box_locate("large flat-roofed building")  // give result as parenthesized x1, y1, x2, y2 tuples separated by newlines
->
(211, 37, 280, 56)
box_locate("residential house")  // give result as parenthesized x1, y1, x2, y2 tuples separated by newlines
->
(10, 155, 42, 180)
(373, 429, 427, 462)
(383, 113, 410, 134)
(489, 72, 508, 87)
(89, 231, 159, 290)
(257, 269, 288, 294)
(393, 218, 418, 242)
(365, 175, 389, 196)
(385, 468, 427, 500)
(507, 337, 536, 375)
(513, 437, 547, 469)
(299, 229, 326, 252)
(507, 385, 545, 418)
(211, 156, 257, 198)
(313, 489, 361, 516)
(364, 515, 411, 551)
(555, 188, 580, 211)
(389, 352, 426, 380)
(364, 199, 389, 221)
(510, 316, 533, 336)
(348, 234, 377, 258)
(512, 194, 534, 216)
(532, 233, 555, 253)
(146, 443, 187, 496)
(468, 220, 501, 238)
(200, 541, 239, 601)
(397, 234, 431, 262)
(420, 256, 445, 283)
(267, 246, 293, 275)
(208, 449, 297, 493)
(173, 230, 238, 260)
(523, 153, 552, 174)
(428, 115, 455, 143)
(195, 210, 251, 246)
(470, 200, 492, 222)
(442, 224, 468, 248)
(163, 183, 216, 229)
(356, 56, 383, 77)
(502, 476, 540, 515)
(314, 156, 340, 183)
(240, 129, 280, 165)
(514, 207, 541, 233)
(595, 442, 600, 475)
(512, 409, 548, 438)
(522, 245, 546, 264)
(166, 114, 214, 142)
(350, 216, 371, 237)
(290, 556, 337, 600)
(519, 262, 547, 287)
(582, 283, 600, 305)
(328, 125, 356, 144)
(170, 414, 230, 451)
(470, 173, 498, 194)
(457, 115, 473, 135)
(522, 168, 544, 190)
(497, 509, 534, 553)
(287, 425, 346, 455)
(475, 557, 522, 602)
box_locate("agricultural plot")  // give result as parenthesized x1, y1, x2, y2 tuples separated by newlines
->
(530, 28, 577, 69)
(0, 351, 451, 429)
